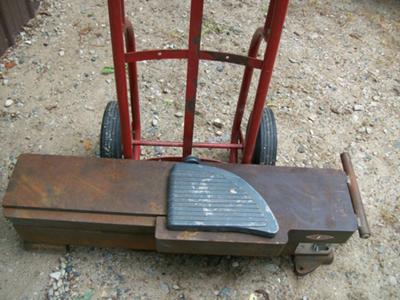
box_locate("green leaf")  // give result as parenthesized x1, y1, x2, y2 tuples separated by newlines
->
(101, 66, 114, 75)
(75, 290, 94, 300)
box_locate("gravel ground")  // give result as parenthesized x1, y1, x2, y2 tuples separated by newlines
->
(0, 0, 399, 299)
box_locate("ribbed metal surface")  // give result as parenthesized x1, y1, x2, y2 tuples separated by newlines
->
(0, 0, 40, 56)
(168, 163, 279, 237)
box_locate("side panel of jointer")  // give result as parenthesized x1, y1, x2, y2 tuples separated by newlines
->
(4, 208, 157, 250)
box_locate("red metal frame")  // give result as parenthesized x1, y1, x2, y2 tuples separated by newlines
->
(107, 0, 289, 163)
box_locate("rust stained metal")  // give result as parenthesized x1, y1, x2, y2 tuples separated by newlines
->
(199, 50, 263, 69)
(4, 208, 156, 228)
(3, 154, 363, 268)
(15, 225, 156, 250)
(3, 154, 168, 215)
(306, 234, 335, 241)
(294, 243, 334, 276)
(3, 154, 358, 242)
(341, 152, 371, 239)
(155, 217, 285, 257)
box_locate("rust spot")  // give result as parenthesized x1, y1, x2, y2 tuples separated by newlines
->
(185, 98, 196, 113)
(306, 234, 334, 241)
(192, 36, 201, 46)
(149, 202, 162, 212)
(178, 230, 199, 240)
(78, 179, 105, 196)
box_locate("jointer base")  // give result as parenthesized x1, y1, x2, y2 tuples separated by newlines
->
(3, 154, 359, 274)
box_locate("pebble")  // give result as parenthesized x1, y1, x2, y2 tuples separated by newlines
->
(152, 119, 158, 127)
(49, 271, 62, 281)
(59, 50, 65, 57)
(174, 112, 183, 118)
(160, 282, 170, 294)
(353, 104, 364, 111)
(265, 263, 279, 272)
(218, 287, 232, 299)
(216, 65, 225, 72)
(372, 95, 380, 101)
(232, 261, 239, 268)
(376, 244, 385, 254)
(351, 114, 359, 124)
(48, 288, 54, 297)
(308, 114, 317, 122)
(215, 130, 223, 136)
(4, 99, 14, 107)
(358, 127, 366, 134)
(297, 144, 306, 153)
(249, 290, 269, 300)
(330, 106, 342, 114)
(84, 105, 95, 111)
(154, 146, 163, 156)
(388, 276, 397, 285)
(212, 118, 224, 128)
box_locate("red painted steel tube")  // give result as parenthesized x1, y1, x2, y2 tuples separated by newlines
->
(263, 0, 277, 39)
(125, 49, 189, 62)
(124, 19, 141, 160)
(242, 0, 289, 164)
(132, 139, 243, 149)
(147, 156, 223, 163)
(120, 0, 125, 22)
(182, 0, 204, 158)
(229, 27, 264, 163)
(125, 49, 263, 69)
(107, 0, 133, 158)
(199, 51, 263, 69)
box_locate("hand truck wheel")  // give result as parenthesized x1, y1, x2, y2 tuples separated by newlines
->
(251, 107, 277, 165)
(100, 101, 123, 159)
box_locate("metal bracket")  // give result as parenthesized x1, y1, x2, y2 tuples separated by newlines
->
(293, 243, 334, 275)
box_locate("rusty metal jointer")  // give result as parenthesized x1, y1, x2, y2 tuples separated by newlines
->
(341, 152, 371, 239)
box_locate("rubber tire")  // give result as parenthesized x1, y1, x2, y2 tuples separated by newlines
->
(100, 101, 123, 159)
(251, 107, 277, 165)
(183, 155, 200, 164)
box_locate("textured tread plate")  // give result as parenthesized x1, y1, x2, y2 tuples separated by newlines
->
(167, 163, 279, 237)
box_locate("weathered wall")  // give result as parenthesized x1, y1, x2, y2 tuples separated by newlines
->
(0, 0, 40, 56)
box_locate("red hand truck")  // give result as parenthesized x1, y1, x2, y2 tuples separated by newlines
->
(101, 0, 289, 164)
